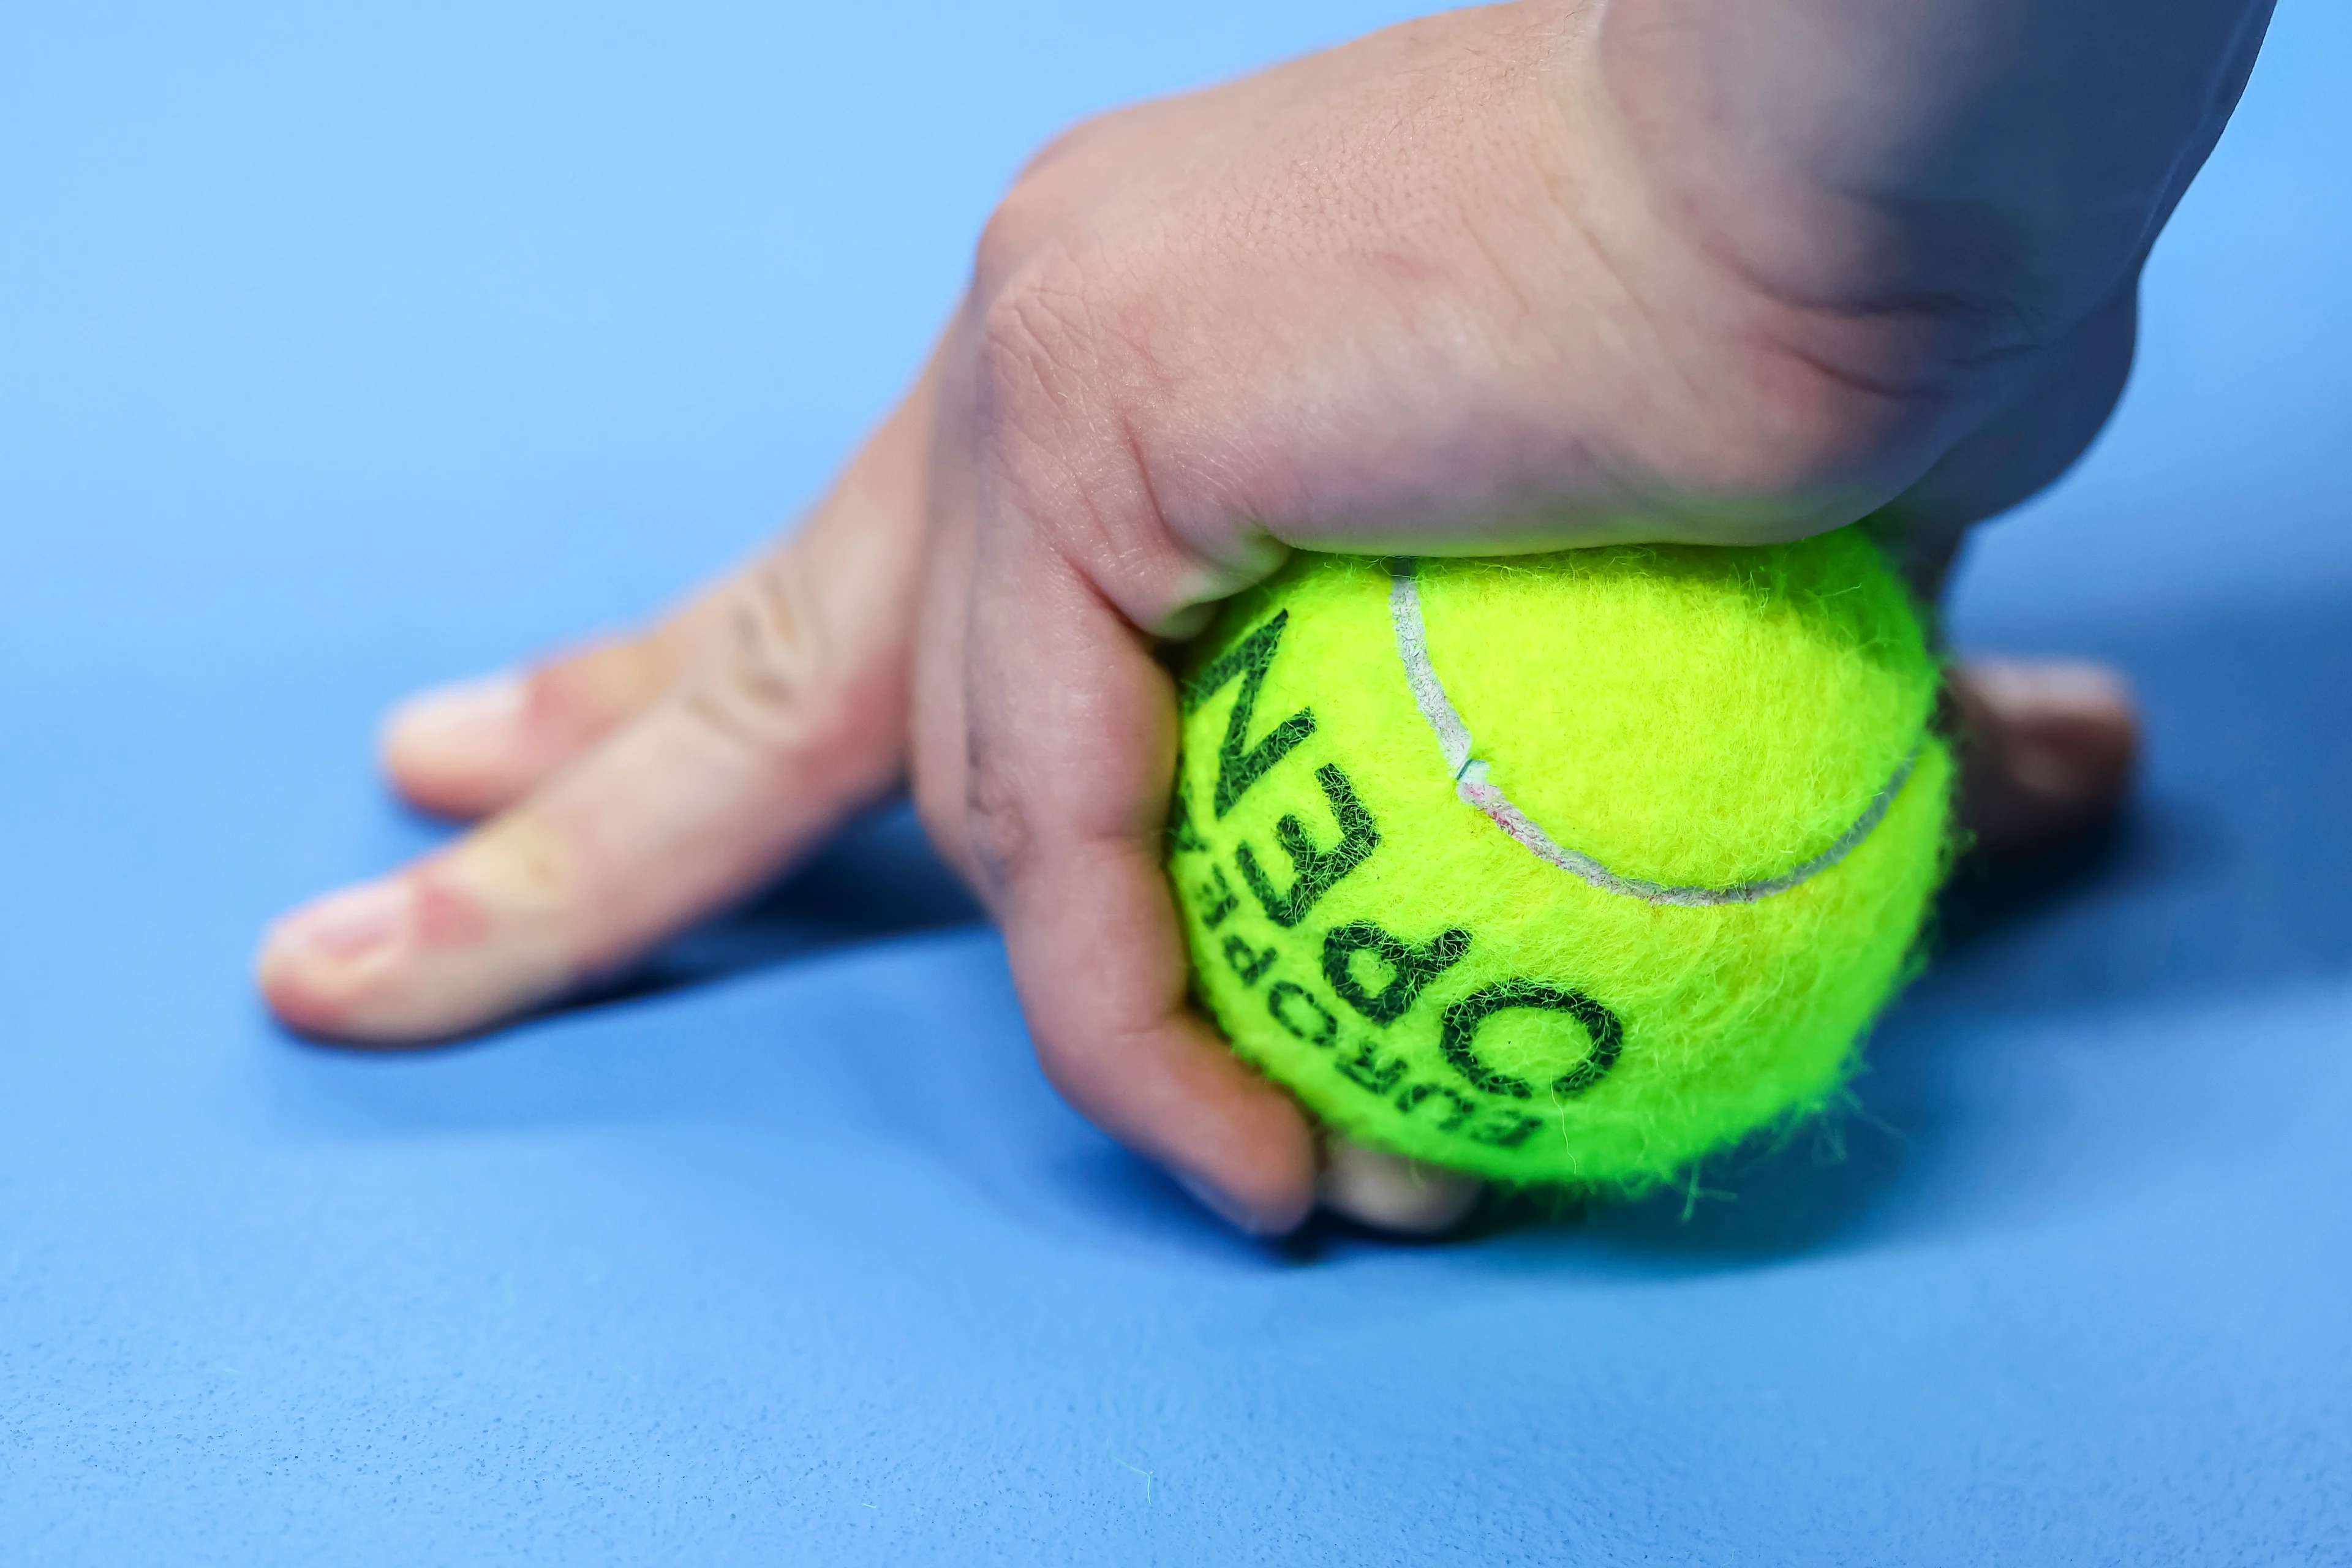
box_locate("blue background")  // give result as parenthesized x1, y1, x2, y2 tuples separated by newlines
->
(2, 1, 2348, 1561)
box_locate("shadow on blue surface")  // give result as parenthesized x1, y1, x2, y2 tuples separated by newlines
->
(551, 578, 2352, 1024)
(1941, 584, 2352, 1009)
(276, 581, 2352, 1278)
(581, 803, 987, 1006)
(1583, 582, 2352, 1263)
(7, 0, 2348, 1555)
(265, 801, 1283, 1265)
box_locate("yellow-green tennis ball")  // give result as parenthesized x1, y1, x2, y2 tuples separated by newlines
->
(1167, 527, 1953, 1189)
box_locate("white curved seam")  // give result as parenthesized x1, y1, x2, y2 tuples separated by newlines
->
(1387, 561, 1921, 907)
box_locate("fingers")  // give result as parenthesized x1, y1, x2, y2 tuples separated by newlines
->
(382, 579, 745, 821)
(1950, 657, 2139, 858)
(260, 375, 937, 1041)
(949, 516, 1316, 1235)
(1317, 1140, 1485, 1235)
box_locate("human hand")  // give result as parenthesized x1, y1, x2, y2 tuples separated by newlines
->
(258, 0, 2257, 1232)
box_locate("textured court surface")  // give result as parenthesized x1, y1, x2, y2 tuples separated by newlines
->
(2, 2, 2346, 1562)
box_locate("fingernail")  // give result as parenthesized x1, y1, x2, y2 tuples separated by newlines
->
(1316, 1139, 1484, 1235)
(388, 673, 526, 750)
(272, 879, 412, 963)
(1967, 660, 2131, 718)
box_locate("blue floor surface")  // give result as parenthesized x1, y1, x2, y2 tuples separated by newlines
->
(2, 2, 2346, 1562)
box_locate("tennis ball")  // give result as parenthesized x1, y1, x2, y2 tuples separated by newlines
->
(1167, 527, 1951, 1189)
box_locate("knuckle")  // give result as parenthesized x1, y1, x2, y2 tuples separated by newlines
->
(1023, 1022, 1115, 1115)
(973, 255, 1193, 604)
(970, 107, 1132, 296)
(959, 739, 1037, 900)
(679, 556, 900, 786)
(717, 556, 823, 717)
(974, 251, 1121, 429)
(970, 201, 1042, 307)
(1703, 306, 2034, 512)
(971, 177, 1071, 305)
(1014, 106, 1124, 183)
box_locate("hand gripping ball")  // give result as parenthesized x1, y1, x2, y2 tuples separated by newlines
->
(1167, 527, 1953, 1189)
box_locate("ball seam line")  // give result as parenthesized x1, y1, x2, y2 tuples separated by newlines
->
(1385, 559, 1922, 907)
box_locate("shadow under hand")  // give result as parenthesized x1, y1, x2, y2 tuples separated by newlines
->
(296, 586, 2346, 1273)
(1540, 586, 2352, 1267)
(1929, 586, 2352, 1014)
(565, 801, 985, 1014)
(1935, 808, 2144, 959)
(1352, 834, 2116, 1270)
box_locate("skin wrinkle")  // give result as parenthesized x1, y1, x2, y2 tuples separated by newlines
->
(982, 238, 1279, 629)
(968, 636, 1160, 911)
(258, 0, 2263, 1231)
(1075, 249, 1245, 606)
(407, 860, 497, 949)
(727, 570, 814, 710)
(1580, 64, 2024, 458)
(1871, 286, 2138, 560)
(1444, 187, 1550, 368)
(1095, 26, 1595, 560)
(1600, 0, 2275, 336)
(978, 239, 1130, 470)
(958, 541, 1101, 902)
(1543, 161, 1714, 481)
(1109, 407, 1193, 616)
(1229, 252, 1610, 540)
(1388, 66, 1864, 531)
(1010, 838, 1202, 1055)
(1577, 191, 2086, 524)
(959, 740, 1031, 909)
(1440, 250, 1797, 536)
(679, 588, 823, 759)
(1733, 330, 1953, 484)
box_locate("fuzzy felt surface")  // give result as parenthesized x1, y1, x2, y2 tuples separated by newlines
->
(1170, 529, 1953, 1186)
(11, 6, 2352, 1556)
